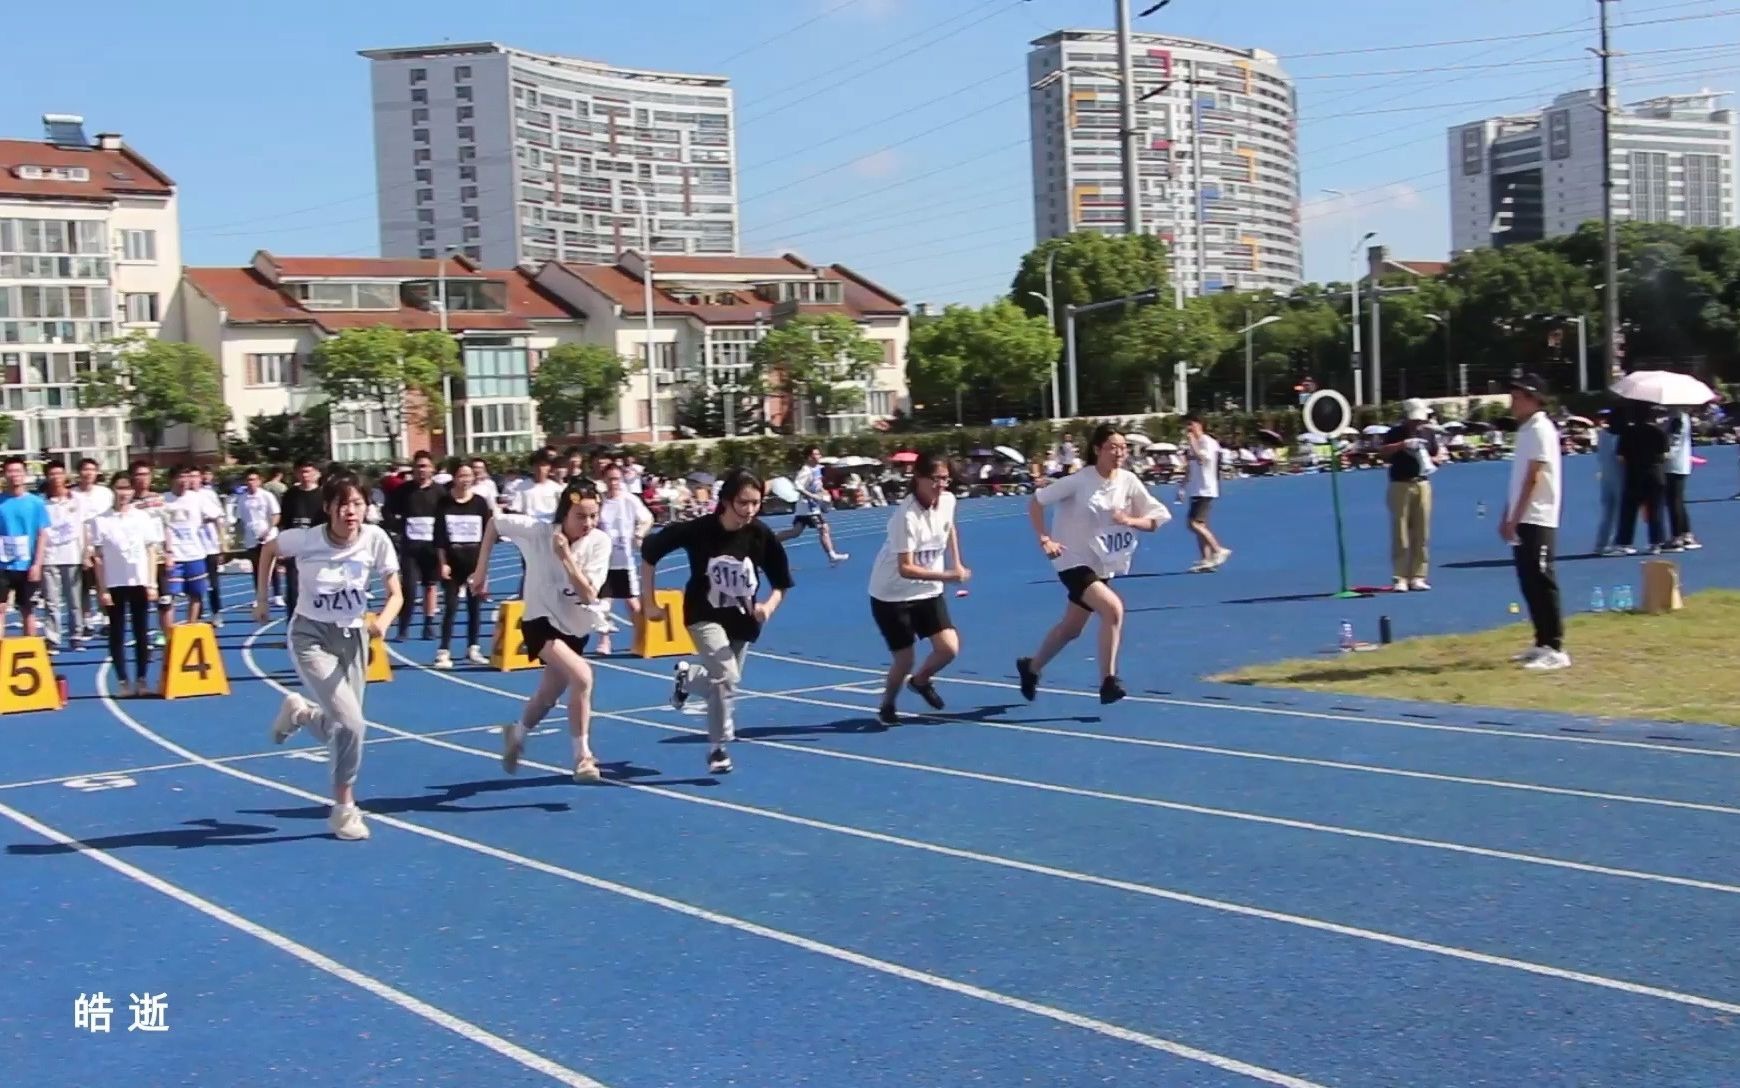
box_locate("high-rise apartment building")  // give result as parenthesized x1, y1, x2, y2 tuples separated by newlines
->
(361, 42, 739, 269)
(1449, 89, 1736, 253)
(0, 115, 180, 469)
(1027, 29, 1301, 295)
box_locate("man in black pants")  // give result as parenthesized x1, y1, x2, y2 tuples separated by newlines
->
(1501, 374, 1569, 671)
(1609, 400, 1668, 554)
(277, 460, 325, 616)
(384, 450, 442, 641)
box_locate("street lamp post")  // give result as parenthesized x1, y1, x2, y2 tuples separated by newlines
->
(622, 180, 660, 444)
(1024, 249, 1062, 420)
(1237, 312, 1283, 412)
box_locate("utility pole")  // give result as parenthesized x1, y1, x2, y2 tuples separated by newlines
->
(1190, 63, 1208, 295)
(1597, 0, 1622, 378)
(1115, 0, 1142, 236)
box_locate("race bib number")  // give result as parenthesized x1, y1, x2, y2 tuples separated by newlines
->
(306, 560, 370, 624)
(913, 548, 944, 570)
(1093, 526, 1138, 574)
(444, 515, 483, 544)
(705, 555, 758, 612)
(49, 518, 77, 548)
(405, 516, 435, 542)
(0, 534, 27, 562)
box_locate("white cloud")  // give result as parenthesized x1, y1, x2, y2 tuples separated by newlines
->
(850, 148, 903, 178)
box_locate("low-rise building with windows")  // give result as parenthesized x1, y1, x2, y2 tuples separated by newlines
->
(0, 114, 180, 469)
(182, 251, 582, 461)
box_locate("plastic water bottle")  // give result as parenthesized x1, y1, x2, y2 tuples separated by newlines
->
(1338, 620, 1355, 651)
(1615, 584, 1634, 612)
(1590, 585, 1606, 613)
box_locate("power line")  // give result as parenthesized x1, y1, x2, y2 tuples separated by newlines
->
(1276, 7, 1739, 59)
(707, 0, 863, 68)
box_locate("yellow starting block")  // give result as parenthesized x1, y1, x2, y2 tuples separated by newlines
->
(633, 589, 695, 658)
(0, 635, 63, 714)
(160, 623, 231, 700)
(364, 614, 392, 682)
(489, 600, 541, 672)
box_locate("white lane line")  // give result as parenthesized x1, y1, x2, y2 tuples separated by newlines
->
(102, 655, 1328, 1088)
(749, 649, 1740, 761)
(0, 797, 609, 1088)
(367, 636, 1740, 1016)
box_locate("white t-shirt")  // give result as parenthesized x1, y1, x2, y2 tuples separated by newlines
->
(72, 484, 114, 527)
(1036, 466, 1167, 577)
(196, 487, 225, 553)
(1184, 435, 1222, 499)
(494, 513, 613, 638)
(90, 508, 163, 588)
(1667, 411, 1693, 476)
(869, 491, 956, 603)
(1508, 412, 1563, 529)
(44, 497, 85, 567)
(277, 524, 400, 629)
(472, 476, 499, 505)
(162, 491, 212, 563)
(795, 463, 827, 514)
(599, 493, 651, 570)
(235, 488, 281, 549)
(513, 479, 564, 523)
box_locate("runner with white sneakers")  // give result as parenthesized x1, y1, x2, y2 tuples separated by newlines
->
(253, 474, 404, 842)
(1016, 424, 1170, 705)
(867, 452, 970, 726)
(1180, 415, 1230, 572)
(470, 483, 613, 782)
(775, 446, 848, 565)
(594, 464, 653, 656)
(433, 462, 492, 668)
(641, 470, 794, 775)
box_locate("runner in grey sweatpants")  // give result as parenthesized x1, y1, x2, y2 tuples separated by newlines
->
(253, 473, 402, 842)
(686, 621, 748, 748)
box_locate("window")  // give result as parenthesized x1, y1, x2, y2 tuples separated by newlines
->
(458, 126, 474, 141)
(416, 188, 433, 205)
(462, 205, 479, 221)
(419, 247, 436, 259)
(244, 353, 300, 387)
(331, 406, 398, 464)
(463, 245, 481, 260)
(455, 65, 472, 81)
(463, 399, 536, 453)
(291, 281, 399, 310)
(463, 225, 481, 241)
(458, 145, 476, 162)
(418, 229, 436, 243)
(458, 106, 474, 122)
(462, 341, 531, 398)
(417, 209, 435, 225)
(413, 128, 429, 144)
(410, 68, 427, 84)
(456, 85, 473, 102)
(412, 108, 429, 124)
(414, 148, 431, 164)
(411, 88, 427, 105)
(415, 168, 432, 183)
(120, 229, 156, 262)
(459, 166, 477, 182)
(122, 293, 158, 324)
(461, 185, 478, 201)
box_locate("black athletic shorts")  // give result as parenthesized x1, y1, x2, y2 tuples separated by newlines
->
(520, 615, 590, 661)
(0, 569, 38, 611)
(1188, 497, 1215, 523)
(1058, 566, 1105, 611)
(869, 595, 953, 653)
(401, 543, 440, 582)
(793, 513, 825, 529)
(601, 568, 637, 599)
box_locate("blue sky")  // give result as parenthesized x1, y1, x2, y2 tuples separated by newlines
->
(4, 0, 1735, 306)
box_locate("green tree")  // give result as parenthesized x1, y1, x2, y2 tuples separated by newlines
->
(228, 403, 332, 466)
(747, 314, 883, 434)
(1108, 298, 1233, 405)
(529, 343, 631, 441)
(907, 299, 1061, 425)
(1442, 245, 1596, 389)
(306, 327, 460, 457)
(81, 333, 230, 459)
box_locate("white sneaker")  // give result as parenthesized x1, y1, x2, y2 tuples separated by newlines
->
(573, 755, 602, 783)
(328, 803, 370, 841)
(467, 645, 488, 666)
(433, 648, 453, 670)
(1510, 646, 1546, 664)
(271, 693, 312, 744)
(1602, 546, 1635, 557)
(671, 661, 695, 710)
(1680, 537, 1703, 551)
(1210, 547, 1232, 568)
(828, 552, 849, 566)
(1523, 649, 1572, 671)
(1391, 578, 1410, 592)
(1408, 578, 1431, 592)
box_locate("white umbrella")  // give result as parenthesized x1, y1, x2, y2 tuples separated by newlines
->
(993, 445, 1024, 462)
(1611, 370, 1721, 406)
(1440, 420, 1467, 431)
(766, 476, 800, 503)
(1299, 432, 1330, 444)
(1362, 424, 1390, 436)
(1150, 442, 1179, 453)
(834, 455, 881, 468)
(1124, 433, 1153, 447)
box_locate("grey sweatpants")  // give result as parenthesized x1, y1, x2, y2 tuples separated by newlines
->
(688, 621, 748, 747)
(288, 616, 370, 789)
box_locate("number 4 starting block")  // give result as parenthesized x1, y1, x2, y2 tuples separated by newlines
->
(0, 636, 64, 714)
(633, 589, 695, 658)
(161, 622, 230, 700)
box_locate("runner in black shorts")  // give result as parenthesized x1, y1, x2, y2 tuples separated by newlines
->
(384, 451, 442, 641)
(433, 462, 492, 668)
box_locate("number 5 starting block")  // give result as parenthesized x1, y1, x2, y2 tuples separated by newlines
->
(161, 622, 230, 700)
(633, 589, 695, 658)
(0, 635, 64, 714)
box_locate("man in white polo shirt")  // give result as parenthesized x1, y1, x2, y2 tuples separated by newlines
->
(1501, 373, 1567, 671)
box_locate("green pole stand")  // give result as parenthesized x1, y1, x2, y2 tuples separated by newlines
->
(1327, 449, 1368, 599)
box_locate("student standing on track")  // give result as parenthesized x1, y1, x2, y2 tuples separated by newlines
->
(595, 464, 653, 656)
(642, 470, 794, 776)
(471, 484, 614, 782)
(71, 458, 113, 633)
(384, 451, 442, 642)
(434, 462, 492, 668)
(160, 467, 219, 632)
(40, 464, 89, 652)
(235, 470, 283, 607)
(1180, 415, 1229, 572)
(868, 452, 970, 725)
(1017, 424, 1169, 705)
(196, 468, 227, 627)
(775, 446, 848, 565)
(511, 451, 565, 594)
(253, 474, 403, 842)
(0, 455, 49, 639)
(1502, 374, 1568, 672)
(89, 473, 162, 697)
(277, 461, 326, 615)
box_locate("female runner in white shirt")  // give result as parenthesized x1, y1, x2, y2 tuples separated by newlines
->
(253, 474, 404, 842)
(867, 451, 970, 725)
(594, 465, 653, 656)
(1017, 423, 1168, 705)
(470, 483, 613, 782)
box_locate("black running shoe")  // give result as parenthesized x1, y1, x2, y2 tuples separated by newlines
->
(908, 677, 945, 710)
(671, 662, 693, 710)
(1016, 657, 1039, 702)
(877, 703, 898, 727)
(1100, 675, 1127, 705)
(707, 747, 733, 774)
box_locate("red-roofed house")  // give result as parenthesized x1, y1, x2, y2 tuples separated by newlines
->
(182, 251, 585, 460)
(534, 251, 910, 439)
(1364, 245, 1449, 285)
(0, 115, 181, 469)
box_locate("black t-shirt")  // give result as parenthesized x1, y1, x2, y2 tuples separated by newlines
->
(1618, 420, 1668, 468)
(434, 493, 492, 564)
(640, 512, 795, 644)
(1384, 421, 1440, 482)
(385, 481, 444, 547)
(279, 486, 325, 531)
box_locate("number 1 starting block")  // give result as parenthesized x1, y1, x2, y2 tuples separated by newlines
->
(633, 589, 695, 658)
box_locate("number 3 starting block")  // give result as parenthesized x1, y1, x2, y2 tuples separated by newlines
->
(0, 636, 64, 714)
(363, 613, 392, 683)
(160, 623, 230, 700)
(489, 600, 540, 672)
(634, 589, 695, 658)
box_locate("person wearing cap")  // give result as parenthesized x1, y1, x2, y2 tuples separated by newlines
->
(1502, 374, 1569, 671)
(1378, 398, 1443, 592)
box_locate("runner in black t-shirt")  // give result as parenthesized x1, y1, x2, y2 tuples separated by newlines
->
(276, 461, 326, 618)
(383, 451, 443, 641)
(433, 463, 493, 667)
(639, 470, 794, 775)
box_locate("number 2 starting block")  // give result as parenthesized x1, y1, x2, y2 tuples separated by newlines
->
(489, 600, 540, 672)
(160, 622, 230, 700)
(633, 589, 695, 659)
(0, 636, 64, 714)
